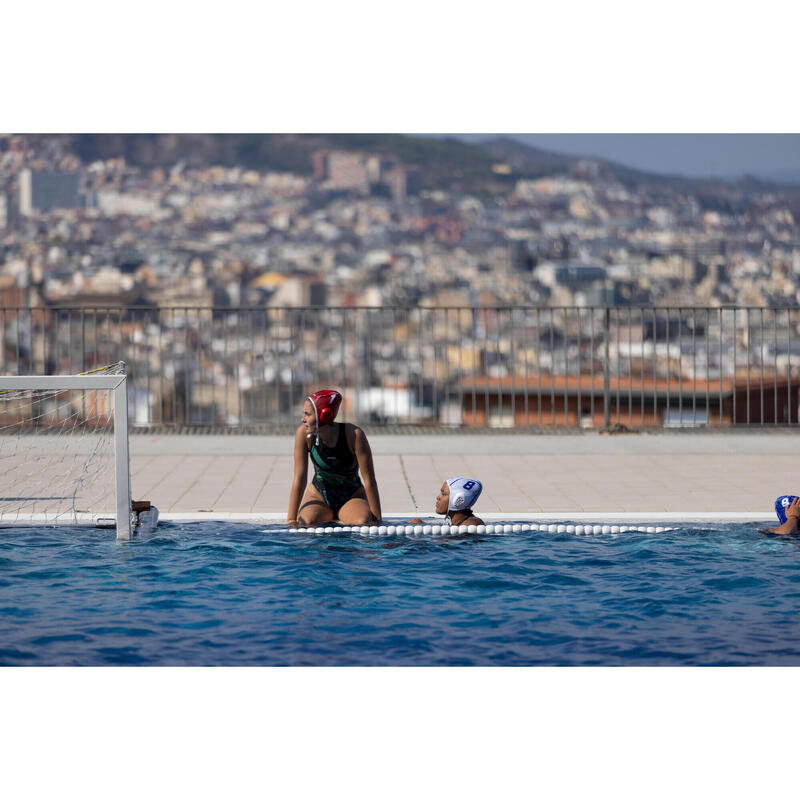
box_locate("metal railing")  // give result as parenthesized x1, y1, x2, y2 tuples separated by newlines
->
(1, 305, 799, 429)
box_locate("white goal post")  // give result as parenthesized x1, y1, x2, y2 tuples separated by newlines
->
(0, 366, 133, 540)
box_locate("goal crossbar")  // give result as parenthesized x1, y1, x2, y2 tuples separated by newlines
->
(0, 372, 132, 540)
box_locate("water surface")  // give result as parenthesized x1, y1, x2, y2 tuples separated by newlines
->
(1, 521, 798, 665)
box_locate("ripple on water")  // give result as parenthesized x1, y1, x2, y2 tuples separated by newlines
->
(30, 633, 90, 646)
(20, 569, 70, 581)
(703, 575, 767, 591)
(85, 626, 155, 637)
(0, 647, 38, 663)
(461, 577, 529, 591)
(0, 606, 36, 619)
(94, 647, 149, 665)
(538, 572, 591, 587)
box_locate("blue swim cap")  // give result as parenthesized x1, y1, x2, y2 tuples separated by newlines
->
(775, 495, 798, 524)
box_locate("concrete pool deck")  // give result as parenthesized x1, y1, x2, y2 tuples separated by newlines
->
(128, 430, 798, 522)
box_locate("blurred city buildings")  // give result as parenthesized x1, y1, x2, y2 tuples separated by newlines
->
(1, 133, 799, 429)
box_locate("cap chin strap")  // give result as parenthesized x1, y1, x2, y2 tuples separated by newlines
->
(307, 395, 320, 446)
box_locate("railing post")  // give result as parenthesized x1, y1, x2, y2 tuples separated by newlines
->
(603, 305, 611, 429)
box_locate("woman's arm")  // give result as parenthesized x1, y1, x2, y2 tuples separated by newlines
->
(352, 425, 382, 522)
(768, 496, 800, 534)
(286, 425, 309, 525)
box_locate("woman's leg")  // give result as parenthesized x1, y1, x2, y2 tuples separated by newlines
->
(337, 487, 373, 525)
(298, 483, 334, 526)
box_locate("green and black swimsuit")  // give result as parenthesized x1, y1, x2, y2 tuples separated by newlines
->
(310, 423, 362, 514)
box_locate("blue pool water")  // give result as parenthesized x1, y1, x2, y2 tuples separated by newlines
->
(2, 520, 800, 666)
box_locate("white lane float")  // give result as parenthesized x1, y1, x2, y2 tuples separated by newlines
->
(284, 521, 676, 537)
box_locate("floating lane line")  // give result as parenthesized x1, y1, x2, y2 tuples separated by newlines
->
(286, 523, 675, 536)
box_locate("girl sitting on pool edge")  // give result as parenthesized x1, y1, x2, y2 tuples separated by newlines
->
(410, 477, 485, 528)
(287, 389, 382, 528)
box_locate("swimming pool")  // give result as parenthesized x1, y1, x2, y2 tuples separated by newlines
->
(1, 520, 798, 666)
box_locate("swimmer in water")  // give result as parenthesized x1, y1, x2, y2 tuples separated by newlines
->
(765, 495, 800, 535)
(287, 389, 382, 528)
(410, 477, 485, 527)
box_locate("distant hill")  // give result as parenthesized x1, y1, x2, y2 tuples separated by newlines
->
(32, 133, 504, 193)
(474, 135, 800, 216)
(20, 133, 800, 201)
(477, 136, 574, 173)
(475, 136, 738, 188)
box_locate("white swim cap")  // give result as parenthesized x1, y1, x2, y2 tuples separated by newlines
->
(447, 477, 483, 512)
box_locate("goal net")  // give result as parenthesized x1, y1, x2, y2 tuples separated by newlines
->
(0, 362, 133, 539)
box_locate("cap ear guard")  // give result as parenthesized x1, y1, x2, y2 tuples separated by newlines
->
(318, 404, 335, 426)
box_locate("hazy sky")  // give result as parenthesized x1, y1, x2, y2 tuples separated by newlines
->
(451, 134, 800, 183)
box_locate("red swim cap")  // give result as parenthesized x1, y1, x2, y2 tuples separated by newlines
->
(308, 389, 342, 427)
